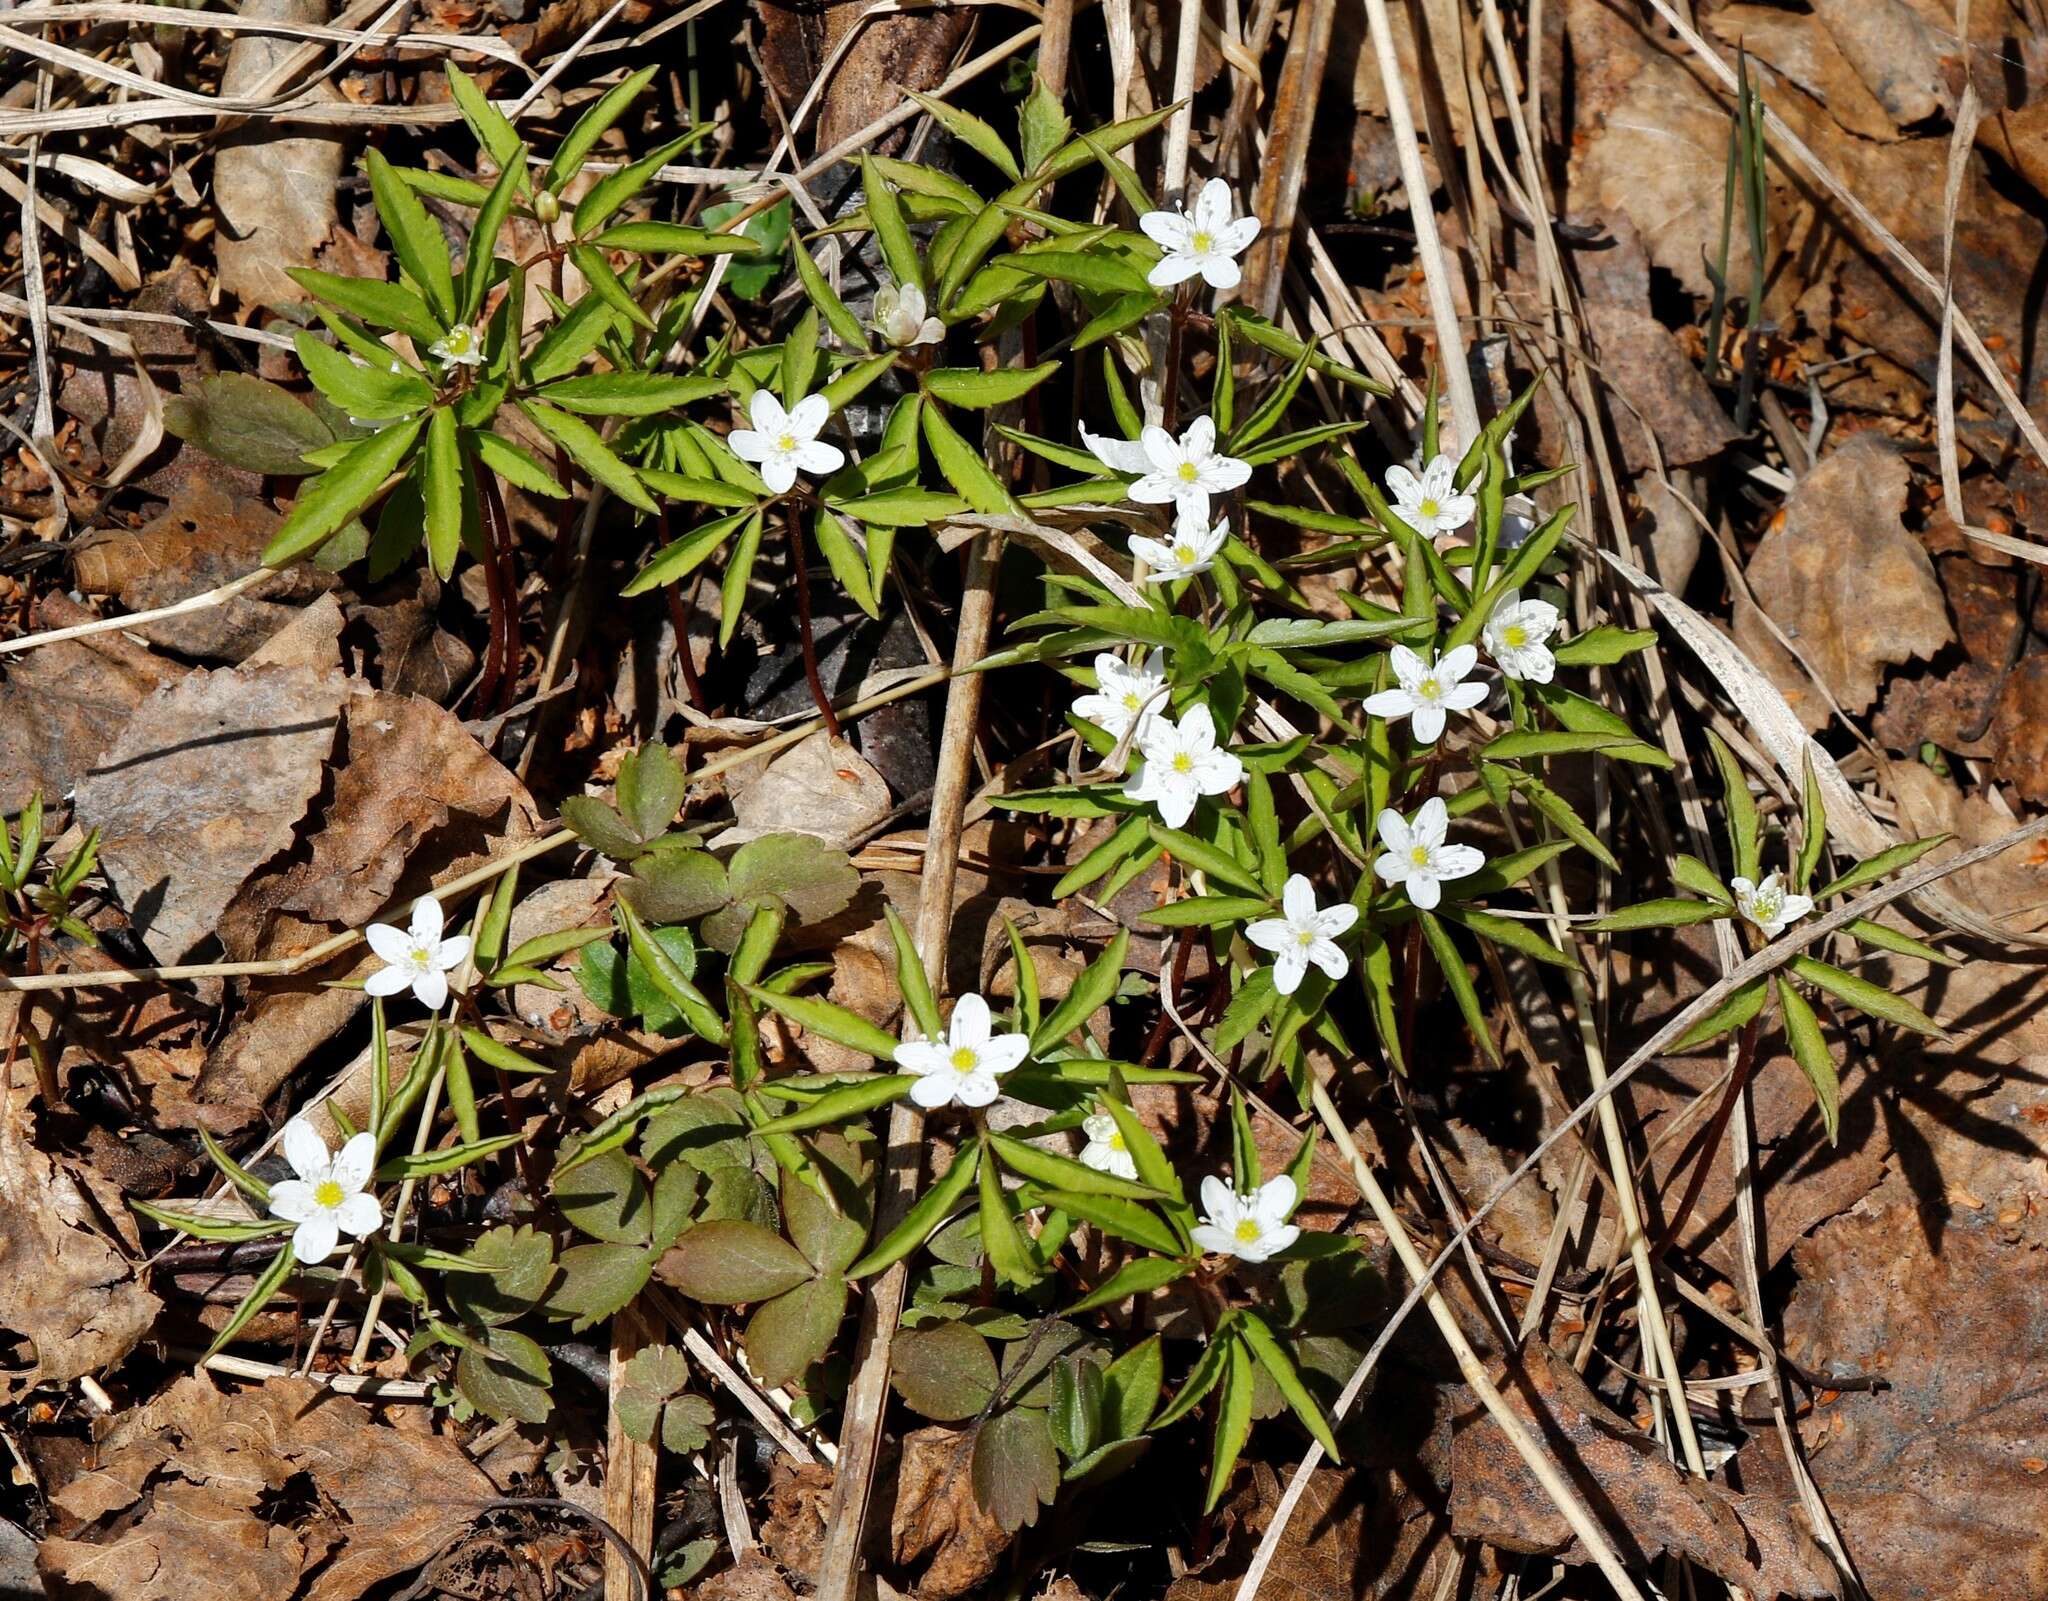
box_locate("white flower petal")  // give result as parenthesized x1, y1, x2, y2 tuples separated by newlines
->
(267, 1179, 320, 1223)
(760, 456, 798, 495)
(1410, 703, 1447, 744)
(1254, 1174, 1298, 1224)
(1308, 939, 1350, 981)
(1138, 210, 1192, 251)
(281, 1118, 329, 1184)
(1190, 1223, 1237, 1256)
(413, 967, 450, 1010)
(1146, 253, 1206, 288)
(330, 1131, 377, 1192)
(1199, 1174, 1235, 1221)
(748, 391, 788, 434)
(908, 1072, 961, 1109)
(978, 1035, 1030, 1076)
(1081, 425, 1155, 477)
(1280, 874, 1317, 924)
(1270, 946, 1308, 995)
(1408, 874, 1443, 910)
(949, 992, 992, 1049)
(335, 1191, 384, 1237)
(1440, 644, 1478, 682)
(787, 394, 831, 440)
(293, 1211, 340, 1266)
(365, 922, 413, 965)
(1199, 256, 1244, 290)
(952, 1069, 1001, 1108)
(365, 963, 416, 997)
(435, 933, 472, 972)
(1244, 917, 1292, 954)
(894, 1041, 951, 1076)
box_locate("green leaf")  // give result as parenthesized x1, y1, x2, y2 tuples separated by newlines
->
(1672, 975, 1770, 1051)
(1796, 756, 1828, 894)
(979, 1150, 1041, 1287)
(892, 1318, 1000, 1420)
(445, 1223, 557, 1328)
(1205, 1335, 1256, 1512)
(1030, 927, 1129, 1053)
(569, 241, 655, 331)
(750, 1075, 915, 1137)
(202, 1242, 298, 1359)
(365, 148, 455, 320)
(264, 416, 423, 566)
(1844, 917, 1954, 966)
(545, 1241, 655, 1332)
(520, 401, 656, 513)
(1418, 911, 1499, 1068)
(1439, 905, 1577, 968)
(746, 1273, 847, 1387)
(922, 402, 1017, 513)
(658, 1219, 816, 1303)
(1152, 1312, 1237, 1429)
(860, 156, 923, 289)
(594, 221, 768, 257)
(292, 332, 430, 420)
(1671, 854, 1734, 903)
(1815, 835, 1950, 902)
(1788, 955, 1943, 1037)
(616, 899, 726, 1043)
(461, 144, 525, 323)
(1033, 1189, 1181, 1257)
(528, 290, 618, 383)
(717, 510, 764, 650)
(1776, 979, 1840, 1143)
(539, 372, 724, 416)
(574, 132, 692, 237)
(972, 1406, 1060, 1534)
(1146, 823, 1266, 897)
(375, 1131, 523, 1183)
(903, 87, 1019, 179)
(989, 1131, 1158, 1201)
(161, 373, 334, 475)
(1064, 1255, 1190, 1315)
(455, 1325, 553, 1424)
(1706, 730, 1760, 883)
(421, 408, 464, 579)
(546, 65, 658, 191)
(130, 1201, 289, 1244)
(621, 507, 754, 596)
(1238, 1312, 1341, 1460)
(468, 431, 564, 502)
(847, 1137, 981, 1279)
(1052, 1354, 1105, 1459)
(288, 267, 443, 344)
(1141, 894, 1269, 928)
(1586, 898, 1730, 932)
(446, 65, 523, 176)
(924, 362, 1059, 409)
(1550, 626, 1658, 666)
(745, 984, 902, 1063)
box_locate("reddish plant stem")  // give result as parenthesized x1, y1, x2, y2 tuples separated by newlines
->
(651, 508, 708, 713)
(784, 501, 841, 739)
(476, 472, 521, 714)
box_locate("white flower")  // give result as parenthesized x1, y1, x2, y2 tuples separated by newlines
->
(365, 895, 471, 1010)
(1244, 874, 1360, 995)
(1386, 453, 1475, 541)
(1081, 415, 1250, 523)
(1731, 871, 1814, 939)
(1079, 1111, 1140, 1182)
(1481, 590, 1562, 684)
(267, 1118, 382, 1266)
(428, 322, 484, 368)
(726, 390, 846, 495)
(1129, 510, 1229, 580)
(1124, 703, 1244, 829)
(1372, 797, 1486, 911)
(1191, 1173, 1299, 1263)
(872, 280, 944, 349)
(893, 992, 1030, 1110)
(1071, 649, 1168, 744)
(1139, 178, 1263, 291)
(1361, 643, 1489, 745)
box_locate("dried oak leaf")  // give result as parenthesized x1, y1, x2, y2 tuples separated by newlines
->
(890, 1424, 1014, 1600)
(212, 0, 344, 310)
(1450, 1341, 1838, 1597)
(72, 471, 335, 661)
(40, 1479, 305, 1601)
(1774, 1202, 2048, 1599)
(1736, 435, 1951, 726)
(74, 660, 347, 962)
(722, 730, 891, 852)
(1707, 5, 1899, 141)
(1874, 556, 2021, 759)
(1988, 655, 2048, 802)
(0, 593, 178, 814)
(41, 1373, 495, 1601)
(0, 1115, 161, 1403)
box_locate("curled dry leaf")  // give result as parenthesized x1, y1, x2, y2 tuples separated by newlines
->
(890, 1424, 1016, 1601)
(39, 1374, 496, 1601)
(0, 1112, 161, 1404)
(74, 660, 348, 963)
(1448, 1341, 1840, 1597)
(722, 731, 892, 852)
(1735, 435, 1951, 727)
(1770, 1201, 2048, 1600)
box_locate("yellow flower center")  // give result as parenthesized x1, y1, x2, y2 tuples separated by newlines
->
(1234, 1217, 1262, 1243)
(1177, 461, 1200, 482)
(1171, 751, 1194, 773)
(1418, 677, 1442, 700)
(1176, 544, 1199, 564)
(1410, 845, 1431, 867)
(1109, 1131, 1127, 1151)
(1122, 691, 1143, 711)
(1191, 231, 1214, 253)
(1502, 624, 1527, 648)
(1296, 928, 1317, 947)
(314, 1179, 345, 1209)
(446, 327, 472, 353)
(776, 433, 798, 452)
(949, 1046, 978, 1072)
(410, 945, 433, 967)
(1419, 498, 1439, 518)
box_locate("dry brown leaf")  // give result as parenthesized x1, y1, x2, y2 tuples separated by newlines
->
(1808, 0, 1948, 128)
(723, 730, 892, 852)
(72, 472, 335, 661)
(1873, 556, 2021, 759)
(75, 660, 347, 962)
(1772, 1201, 2048, 1599)
(890, 1425, 1013, 1600)
(1988, 656, 2048, 802)
(1449, 1341, 1840, 1597)
(212, 0, 345, 309)
(1708, 5, 1898, 141)
(41, 1374, 496, 1601)
(0, 592, 179, 814)
(0, 1112, 161, 1403)
(1736, 435, 1951, 725)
